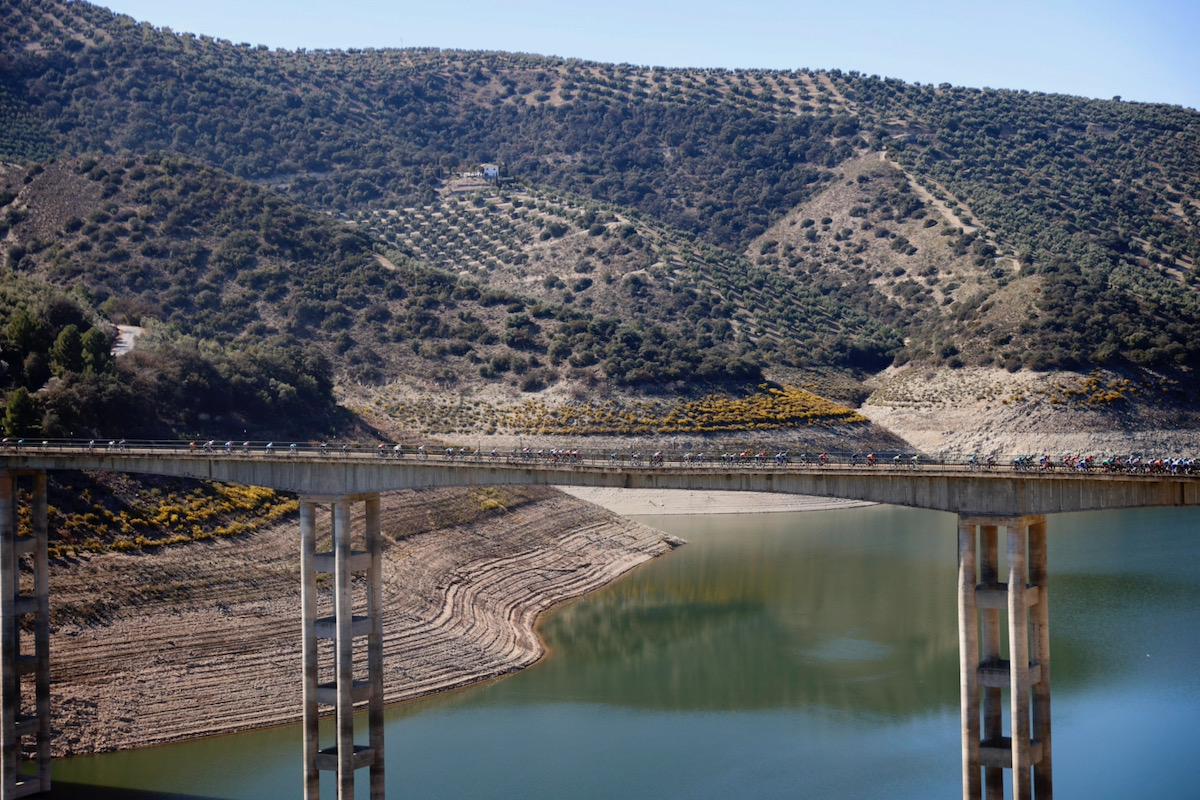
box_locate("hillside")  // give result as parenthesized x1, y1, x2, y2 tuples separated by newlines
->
(3, 153, 844, 440)
(2, 0, 1200, 449)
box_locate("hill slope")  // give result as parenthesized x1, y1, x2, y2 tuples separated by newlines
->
(2, 0, 1200, 448)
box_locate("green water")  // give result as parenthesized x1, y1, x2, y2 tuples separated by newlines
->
(51, 504, 1200, 798)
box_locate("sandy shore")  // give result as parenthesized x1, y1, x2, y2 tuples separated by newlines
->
(557, 486, 873, 515)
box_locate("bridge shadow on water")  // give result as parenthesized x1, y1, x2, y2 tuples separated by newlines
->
(46, 783, 228, 800)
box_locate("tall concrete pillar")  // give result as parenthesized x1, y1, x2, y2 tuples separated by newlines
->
(299, 494, 385, 800)
(958, 515, 1052, 800)
(1007, 521, 1032, 800)
(0, 471, 51, 799)
(300, 500, 320, 800)
(365, 496, 385, 798)
(979, 525, 1004, 800)
(957, 518, 980, 800)
(30, 474, 49, 795)
(1028, 519, 1052, 799)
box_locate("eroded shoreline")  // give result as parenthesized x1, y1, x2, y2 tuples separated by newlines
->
(46, 485, 862, 758)
(47, 485, 681, 757)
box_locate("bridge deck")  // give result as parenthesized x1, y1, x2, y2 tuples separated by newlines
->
(3, 445, 1198, 516)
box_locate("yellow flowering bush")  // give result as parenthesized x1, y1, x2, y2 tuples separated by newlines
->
(46, 480, 298, 558)
(502, 385, 865, 435)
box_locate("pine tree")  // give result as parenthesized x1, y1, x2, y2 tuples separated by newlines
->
(81, 327, 112, 374)
(3, 387, 39, 437)
(50, 324, 84, 375)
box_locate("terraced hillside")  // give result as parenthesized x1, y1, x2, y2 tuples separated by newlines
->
(354, 182, 901, 372)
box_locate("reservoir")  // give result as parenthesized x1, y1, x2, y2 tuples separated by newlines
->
(52, 503, 1200, 798)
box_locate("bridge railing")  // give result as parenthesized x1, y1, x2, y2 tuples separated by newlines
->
(0, 439, 1195, 476)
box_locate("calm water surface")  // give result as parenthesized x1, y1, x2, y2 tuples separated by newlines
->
(53, 504, 1200, 798)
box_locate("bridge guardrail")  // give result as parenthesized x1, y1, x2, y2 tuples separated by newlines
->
(0, 438, 1195, 476)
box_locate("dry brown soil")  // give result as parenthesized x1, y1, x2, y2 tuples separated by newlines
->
(44, 486, 680, 757)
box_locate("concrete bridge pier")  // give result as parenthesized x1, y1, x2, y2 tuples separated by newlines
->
(958, 515, 1052, 800)
(0, 471, 51, 798)
(300, 494, 385, 800)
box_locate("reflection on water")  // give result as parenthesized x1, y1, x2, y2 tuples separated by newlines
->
(46, 783, 228, 800)
(53, 505, 1200, 799)
(504, 505, 962, 717)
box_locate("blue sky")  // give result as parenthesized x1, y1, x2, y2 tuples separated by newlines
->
(101, 0, 1199, 109)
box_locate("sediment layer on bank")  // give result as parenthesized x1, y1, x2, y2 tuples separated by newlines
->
(46, 485, 680, 757)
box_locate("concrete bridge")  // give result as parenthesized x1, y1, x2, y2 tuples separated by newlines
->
(4, 446, 1198, 515)
(3, 446, 1198, 799)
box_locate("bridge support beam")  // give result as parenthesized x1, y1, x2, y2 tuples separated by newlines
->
(0, 471, 51, 799)
(300, 494, 385, 800)
(958, 515, 1052, 800)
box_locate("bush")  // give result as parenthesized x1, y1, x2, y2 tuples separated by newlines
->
(520, 371, 548, 392)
